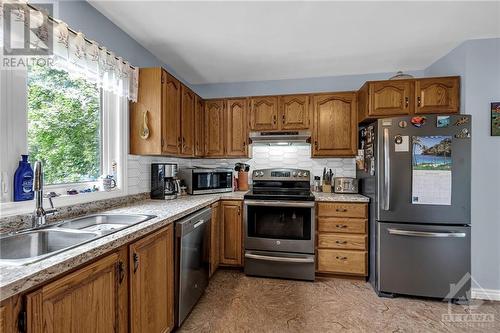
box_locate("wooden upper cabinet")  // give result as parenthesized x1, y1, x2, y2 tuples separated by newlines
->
(250, 96, 279, 130)
(130, 225, 174, 333)
(130, 68, 163, 155)
(369, 80, 413, 117)
(312, 92, 357, 157)
(163, 72, 182, 155)
(180, 84, 195, 156)
(225, 99, 248, 157)
(205, 100, 225, 157)
(280, 94, 310, 130)
(194, 95, 205, 157)
(415, 77, 460, 114)
(26, 252, 127, 333)
(220, 201, 243, 266)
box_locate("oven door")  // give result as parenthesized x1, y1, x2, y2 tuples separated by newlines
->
(191, 171, 232, 194)
(244, 200, 315, 254)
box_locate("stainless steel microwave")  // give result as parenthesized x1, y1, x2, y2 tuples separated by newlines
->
(178, 168, 233, 195)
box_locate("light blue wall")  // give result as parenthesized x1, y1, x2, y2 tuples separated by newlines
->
(34, 0, 191, 86)
(192, 70, 424, 99)
(426, 38, 500, 291)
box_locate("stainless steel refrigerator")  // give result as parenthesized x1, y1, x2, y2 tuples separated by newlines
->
(357, 114, 471, 301)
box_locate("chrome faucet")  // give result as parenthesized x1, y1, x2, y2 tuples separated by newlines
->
(32, 161, 58, 228)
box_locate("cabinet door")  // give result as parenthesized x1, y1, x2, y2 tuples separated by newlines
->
(280, 94, 310, 130)
(194, 95, 205, 157)
(312, 93, 357, 157)
(415, 77, 460, 114)
(225, 99, 248, 157)
(130, 225, 174, 333)
(162, 72, 181, 155)
(209, 202, 220, 277)
(26, 252, 127, 333)
(250, 96, 279, 130)
(368, 81, 412, 116)
(220, 201, 243, 266)
(130, 67, 163, 155)
(180, 85, 195, 156)
(204, 100, 225, 157)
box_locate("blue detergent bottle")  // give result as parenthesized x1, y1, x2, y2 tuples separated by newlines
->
(14, 155, 34, 201)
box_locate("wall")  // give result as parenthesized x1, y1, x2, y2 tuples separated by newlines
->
(193, 70, 424, 99)
(425, 38, 500, 293)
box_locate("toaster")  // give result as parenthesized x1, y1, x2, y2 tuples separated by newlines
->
(333, 177, 359, 194)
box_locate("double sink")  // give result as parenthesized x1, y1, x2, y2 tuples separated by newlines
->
(0, 214, 156, 265)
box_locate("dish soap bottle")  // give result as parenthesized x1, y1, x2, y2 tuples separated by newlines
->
(14, 155, 34, 201)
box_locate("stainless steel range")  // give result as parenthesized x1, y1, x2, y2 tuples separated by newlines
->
(243, 168, 315, 281)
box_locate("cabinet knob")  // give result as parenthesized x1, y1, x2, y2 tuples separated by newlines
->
(133, 253, 139, 273)
(405, 97, 409, 108)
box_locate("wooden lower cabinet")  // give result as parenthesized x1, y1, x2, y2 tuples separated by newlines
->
(26, 250, 128, 333)
(220, 200, 243, 266)
(210, 201, 221, 277)
(23, 225, 174, 333)
(129, 225, 174, 333)
(316, 202, 369, 277)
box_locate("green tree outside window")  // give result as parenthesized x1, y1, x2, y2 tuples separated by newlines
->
(27, 64, 101, 185)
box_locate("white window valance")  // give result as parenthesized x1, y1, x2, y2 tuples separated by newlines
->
(0, 0, 139, 102)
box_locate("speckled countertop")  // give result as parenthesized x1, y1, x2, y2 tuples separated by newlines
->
(0, 192, 245, 301)
(0, 190, 367, 301)
(313, 192, 370, 203)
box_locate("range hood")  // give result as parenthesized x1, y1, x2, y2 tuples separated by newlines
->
(249, 131, 311, 146)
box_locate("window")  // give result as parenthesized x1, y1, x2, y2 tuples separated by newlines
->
(27, 64, 102, 185)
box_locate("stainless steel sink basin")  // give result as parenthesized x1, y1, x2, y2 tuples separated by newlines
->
(0, 229, 98, 264)
(0, 214, 156, 265)
(56, 214, 155, 233)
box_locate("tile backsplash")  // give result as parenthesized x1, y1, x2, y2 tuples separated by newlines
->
(127, 145, 355, 194)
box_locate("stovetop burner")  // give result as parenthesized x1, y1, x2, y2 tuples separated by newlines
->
(244, 168, 314, 201)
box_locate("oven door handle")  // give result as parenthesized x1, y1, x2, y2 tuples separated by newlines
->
(245, 253, 315, 263)
(244, 200, 315, 208)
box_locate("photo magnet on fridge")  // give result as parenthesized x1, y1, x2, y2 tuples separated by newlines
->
(436, 116, 450, 128)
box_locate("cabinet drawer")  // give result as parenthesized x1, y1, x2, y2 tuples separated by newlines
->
(318, 218, 367, 234)
(317, 249, 367, 275)
(318, 234, 367, 250)
(317, 203, 367, 218)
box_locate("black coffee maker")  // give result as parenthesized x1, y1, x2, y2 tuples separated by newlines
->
(151, 163, 180, 200)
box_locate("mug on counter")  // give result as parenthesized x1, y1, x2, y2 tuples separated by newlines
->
(102, 175, 117, 191)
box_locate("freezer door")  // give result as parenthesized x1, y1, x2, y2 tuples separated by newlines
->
(378, 222, 471, 299)
(377, 115, 471, 224)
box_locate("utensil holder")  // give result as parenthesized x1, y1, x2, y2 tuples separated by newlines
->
(238, 171, 249, 191)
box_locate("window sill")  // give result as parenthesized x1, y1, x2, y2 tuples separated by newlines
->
(0, 189, 126, 218)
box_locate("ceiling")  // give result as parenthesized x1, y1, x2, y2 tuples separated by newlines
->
(89, 1, 500, 85)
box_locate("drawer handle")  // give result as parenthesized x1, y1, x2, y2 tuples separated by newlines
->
(335, 240, 348, 244)
(335, 208, 348, 212)
(336, 256, 348, 261)
(133, 253, 139, 273)
(335, 224, 348, 228)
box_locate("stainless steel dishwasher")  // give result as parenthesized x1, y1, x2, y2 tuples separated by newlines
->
(175, 207, 211, 326)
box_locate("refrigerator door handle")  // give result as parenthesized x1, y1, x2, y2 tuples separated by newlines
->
(382, 128, 391, 211)
(387, 228, 466, 238)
